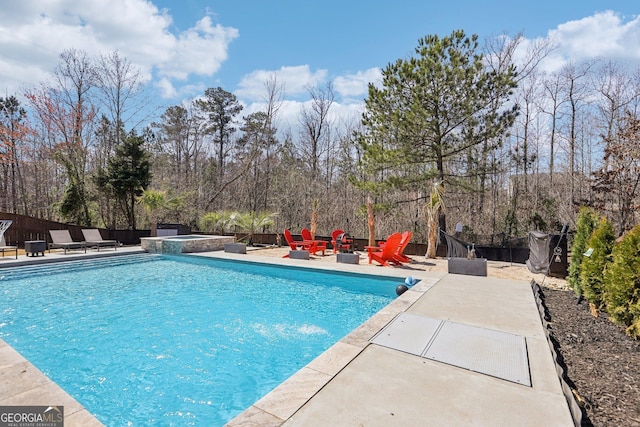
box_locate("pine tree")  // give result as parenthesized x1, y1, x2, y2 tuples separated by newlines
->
(101, 130, 151, 230)
(355, 30, 518, 235)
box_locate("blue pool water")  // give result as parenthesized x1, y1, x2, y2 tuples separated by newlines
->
(0, 254, 399, 426)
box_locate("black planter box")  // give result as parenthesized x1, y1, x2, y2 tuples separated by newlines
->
(447, 258, 487, 276)
(224, 243, 247, 254)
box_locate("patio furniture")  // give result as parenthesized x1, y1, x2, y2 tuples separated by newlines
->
(0, 220, 18, 259)
(366, 232, 403, 266)
(301, 228, 327, 256)
(331, 229, 344, 253)
(283, 229, 315, 258)
(393, 231, 413, 264)
(25, 240, 46, 257)
(81, 229, 118, 251)
(49, 230, 87, 254)
(332, 229, 356, 254)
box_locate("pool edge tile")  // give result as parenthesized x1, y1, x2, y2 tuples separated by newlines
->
(65, 409, 105, 427)
(305, 341, 364, 377)
(224, 405, 284, 427)
(252, 367, 332, 421)
(0, 360, 51, 396)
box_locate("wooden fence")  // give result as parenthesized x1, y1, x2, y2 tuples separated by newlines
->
(0, 213, 429, 255)
(0, 212, 150, 247)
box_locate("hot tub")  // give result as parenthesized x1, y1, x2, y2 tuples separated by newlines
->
(140, 234, 235, 254)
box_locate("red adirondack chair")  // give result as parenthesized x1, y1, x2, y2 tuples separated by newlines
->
(331, 229, 344, 254)
(301, 228, 327, 256)
(367, 232, 403, 266)
(282, 229, 314, 258)
(394, 231, 413, 264)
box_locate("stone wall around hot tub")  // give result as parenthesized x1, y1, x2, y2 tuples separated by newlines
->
(140, 235, 235, 254)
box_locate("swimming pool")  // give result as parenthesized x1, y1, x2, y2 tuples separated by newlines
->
(0, 254, 399, 426)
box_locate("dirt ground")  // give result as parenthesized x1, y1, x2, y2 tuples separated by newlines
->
(541, 288, 640, 426)
(251, 247, 640, 426)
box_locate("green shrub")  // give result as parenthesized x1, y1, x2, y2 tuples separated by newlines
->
(579, 216, 615, 307)
(604, 224, 640, 339)
(567, 207, 598, 296)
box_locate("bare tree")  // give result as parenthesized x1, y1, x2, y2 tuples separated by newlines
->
(299, 82, 334, 176)
(592, 60, 640, 142)
(260, 74, 284, 211)
(482, 35, 562, 235)
(0, 96, 30, 214)
(559, 60, 595, 205)
(25, 48, 97, 225)
(93, 51, 152, 148)
(592, 111, 640, 234)
(541, 70, 566, 187)
(235, 111, 279, 212)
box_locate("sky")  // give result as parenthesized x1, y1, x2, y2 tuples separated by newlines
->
(1, 0, 639, 132)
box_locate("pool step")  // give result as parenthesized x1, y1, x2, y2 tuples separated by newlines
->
(0, 253, 161, 280)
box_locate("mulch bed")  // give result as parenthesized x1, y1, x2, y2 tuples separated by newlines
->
(541, 287, 640, 427)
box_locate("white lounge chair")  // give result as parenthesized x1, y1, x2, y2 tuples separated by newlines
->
(0, 220, 18, 259)
(82, 229, 118, 251)
(49, 229, 87, 254)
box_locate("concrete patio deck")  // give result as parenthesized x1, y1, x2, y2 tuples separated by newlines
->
(0, 246, 575, 426)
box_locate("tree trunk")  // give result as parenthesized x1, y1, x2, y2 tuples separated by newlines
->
(367, 195, 375, 247)
(426, 215, 439, 259)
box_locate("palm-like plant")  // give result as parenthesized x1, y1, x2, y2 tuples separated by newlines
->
(199, 211, 235, 235)
(231, 211, 278, 245)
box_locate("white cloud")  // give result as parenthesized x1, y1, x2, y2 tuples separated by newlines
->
(0, 0, 237, 98)
(237, 66, 368, 138)
(538, 10, 640, 72)
(240, 99, 299, 135)
(4, 2, 640, 136)
(236, 66, 381, 105)
(156, 77, 177, 99)
(239, 96, 363, 141)
(333, 68, 381, 98)
(235, 65, 328, 102)
(157, 16, 238, 81)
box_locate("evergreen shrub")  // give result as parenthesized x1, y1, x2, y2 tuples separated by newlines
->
(604, 224, 640, 339)
(579, 216, 615, 308)
(567, 207, 598, 296)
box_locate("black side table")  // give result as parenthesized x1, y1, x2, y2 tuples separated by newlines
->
(25, 240, 46, 257)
